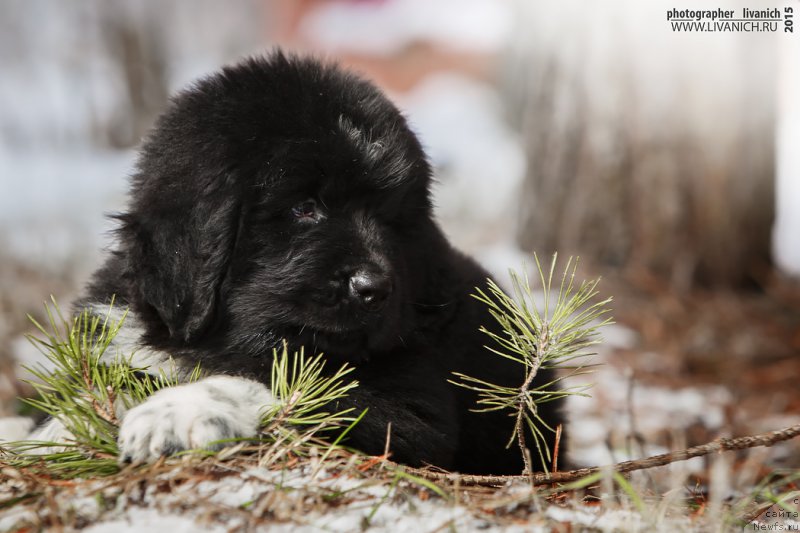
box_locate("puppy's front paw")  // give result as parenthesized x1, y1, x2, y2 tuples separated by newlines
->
(118, 400, 239, 463)
(118, 376, 274, 463)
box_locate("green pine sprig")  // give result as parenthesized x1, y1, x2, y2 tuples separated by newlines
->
(1, 300, 363, 478)
(262, 344, 360, 432)
(450, 253, 612, 474)
(3, 298, 193, 476)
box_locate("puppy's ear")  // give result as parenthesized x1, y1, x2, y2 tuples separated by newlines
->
(119, 184, 241, 343)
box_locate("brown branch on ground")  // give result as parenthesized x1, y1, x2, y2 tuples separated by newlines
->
(404, 423, 800, 487)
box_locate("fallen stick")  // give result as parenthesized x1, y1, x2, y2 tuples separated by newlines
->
(406, 423, 800, 486)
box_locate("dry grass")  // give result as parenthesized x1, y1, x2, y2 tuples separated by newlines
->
(3, 442, 799, 531)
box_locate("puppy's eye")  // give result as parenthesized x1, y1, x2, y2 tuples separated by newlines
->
(291, 199, 320, 222)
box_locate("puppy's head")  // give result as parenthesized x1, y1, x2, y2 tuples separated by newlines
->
(119, 52, 441, 359)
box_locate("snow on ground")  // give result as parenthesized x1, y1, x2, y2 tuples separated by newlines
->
(0, 464, 501, 532)
(566, 361, 732, 469)
(0, 458, 710, 532)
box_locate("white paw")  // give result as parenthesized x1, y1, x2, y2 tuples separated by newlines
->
(118, 376, 274, 463)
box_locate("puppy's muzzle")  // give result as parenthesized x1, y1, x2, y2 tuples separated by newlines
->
(348, 269, 393, 311)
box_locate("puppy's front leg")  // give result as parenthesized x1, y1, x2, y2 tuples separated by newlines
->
(118, 375, 274, 463)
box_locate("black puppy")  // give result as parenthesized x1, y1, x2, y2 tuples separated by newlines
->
(62, 52, 563, 474)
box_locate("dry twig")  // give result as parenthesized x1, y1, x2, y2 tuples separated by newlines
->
(405, 423, 800, 486)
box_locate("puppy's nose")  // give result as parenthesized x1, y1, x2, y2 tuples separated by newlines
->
(349, 270, 392, 310)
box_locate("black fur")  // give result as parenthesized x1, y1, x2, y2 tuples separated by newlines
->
(80, 51, 564, 474)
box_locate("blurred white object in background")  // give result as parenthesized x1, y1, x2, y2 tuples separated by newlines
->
(0, 150, 132, 274)
(399, 74, 525, 247)
(774, 32, 800, 277)
(299, 0, 512, 56)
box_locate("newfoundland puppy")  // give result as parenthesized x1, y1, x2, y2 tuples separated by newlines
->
(64, 52, 563, 474)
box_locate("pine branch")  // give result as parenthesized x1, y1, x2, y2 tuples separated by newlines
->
(404, 423, 800, 486)
(2, 300, 363, 478)
(450, 253, 612, 473)
(262, 343, 360, 432)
